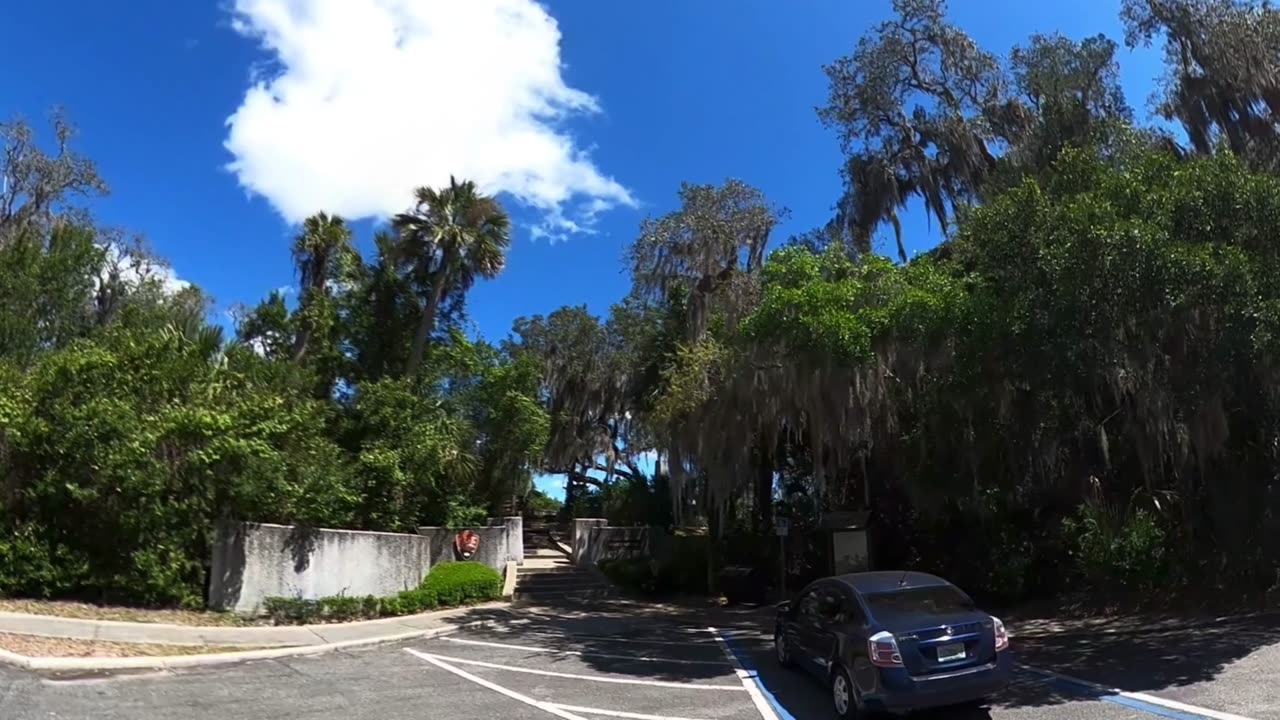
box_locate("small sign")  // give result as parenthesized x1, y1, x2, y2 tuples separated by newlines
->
(454, 529, 481, 560)
(774, 518, 790, 536)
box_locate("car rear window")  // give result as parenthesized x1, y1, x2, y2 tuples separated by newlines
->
(862, 585, 974, 615)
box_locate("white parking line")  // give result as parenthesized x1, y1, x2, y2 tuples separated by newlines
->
(707, 627, 781, 720)
(546, 703, 711, 720)
(443, 636, 731, 666)
(406, 650, 588, 720)
(409, 651, 747, 691)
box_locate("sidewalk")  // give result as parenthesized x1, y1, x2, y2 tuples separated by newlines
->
(0, 602, 514, 671)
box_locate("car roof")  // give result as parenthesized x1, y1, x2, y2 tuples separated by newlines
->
(829, 571, 952, 595)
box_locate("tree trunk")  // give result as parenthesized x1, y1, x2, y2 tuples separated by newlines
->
(756, 463, 774, 535)
(289, 324, 310, 363)
(406, 270, 448, 377)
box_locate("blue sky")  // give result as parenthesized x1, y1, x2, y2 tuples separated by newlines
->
(2, 1, 1165, 497)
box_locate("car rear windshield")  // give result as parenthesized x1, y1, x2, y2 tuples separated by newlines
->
(862, 585, 974, 615)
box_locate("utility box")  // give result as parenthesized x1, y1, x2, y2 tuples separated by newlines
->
(821, 511, 871, 575)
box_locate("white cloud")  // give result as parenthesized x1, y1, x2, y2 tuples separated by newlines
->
(224, 0, 634, 239)
(99, 243, 190, 296)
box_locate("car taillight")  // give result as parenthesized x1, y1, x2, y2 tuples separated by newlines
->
(868, 631, 903, 667)
(993, 617, 1010, 652)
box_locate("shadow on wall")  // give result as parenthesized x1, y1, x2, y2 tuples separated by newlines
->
(285, 525, 320, 573)
(207, 520, 246, 611)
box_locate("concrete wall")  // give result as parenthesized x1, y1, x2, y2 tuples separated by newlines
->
(572, 518, 608, 566)
(575, 525, 677, 568)
(209, 522, 431, 615)
(486, 516, 524, 566)
(416, 526, 510, 572)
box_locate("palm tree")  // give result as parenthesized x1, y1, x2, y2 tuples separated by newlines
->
(392, 178, 511, 377)
(290, 212, 355, 363)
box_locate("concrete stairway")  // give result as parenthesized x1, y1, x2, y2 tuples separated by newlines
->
(514, 521, 614, 603)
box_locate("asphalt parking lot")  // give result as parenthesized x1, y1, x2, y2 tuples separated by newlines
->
(1, 607, 1277, 719)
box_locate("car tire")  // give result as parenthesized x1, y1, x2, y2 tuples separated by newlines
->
(831, 664, 861, 719)
(773, 630, 795, 668)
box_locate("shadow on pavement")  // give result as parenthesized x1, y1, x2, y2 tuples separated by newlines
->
(459, 600, 749, 682)
(1012, 611, 1280, 694)
(501, 599, 1280, 715)
(728, 629, 996, 720)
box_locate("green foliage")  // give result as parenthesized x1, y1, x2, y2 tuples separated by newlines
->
(263, 593, 388, 625)
(0, 224, 101, 365)
(0, 117, 547, 609)
(523, 489, 563, 518)
(420, 562, 502, 606)
(744, 247, 967, 363)
(344, 376, 479, 531)
(1064, 501, 1168, 593)
(598, 558, 660, 596)
(0, 329, 354, 605)
(599, 540, 710, 598)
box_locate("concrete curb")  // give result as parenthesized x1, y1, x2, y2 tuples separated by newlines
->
(0, 619, 497, 672)
(0, 601, 510, 646)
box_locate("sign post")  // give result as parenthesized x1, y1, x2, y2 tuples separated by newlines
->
(774, 518, 790, 598)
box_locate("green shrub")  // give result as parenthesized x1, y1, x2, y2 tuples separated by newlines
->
(318, 594, 382, 622)
(0, 524, 84, 599)
(1064, 502, 1169, 593)
(657, 536, 708, 594)
(263, 596, 321, 624)
(421, 562, 502, 605)
(0, 335, 356, 606)
(378, 595, 404, 617)
(599, 558, 659, 595)
(394, 587, 439, 615)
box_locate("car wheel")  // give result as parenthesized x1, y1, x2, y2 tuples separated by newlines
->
(831, 665, 860, 719)
(774, 630, 795, 668)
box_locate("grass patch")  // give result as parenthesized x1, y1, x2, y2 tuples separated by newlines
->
(0, 633, 269, 658)
(0, 599, 250, 626)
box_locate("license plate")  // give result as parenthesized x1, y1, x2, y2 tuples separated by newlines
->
(937, 642, 966, 662)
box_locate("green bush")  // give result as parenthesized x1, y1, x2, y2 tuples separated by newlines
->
(599, 558, 660, 595)
(657, 536, 709, 595)
(0, 335, 356, 606)
(1064, 502, 1169, 593)
(263, 596, 322, 624)
(421, 562, 502, 605)
(0, 524, 84, 599)
(391, 587, 439, 615)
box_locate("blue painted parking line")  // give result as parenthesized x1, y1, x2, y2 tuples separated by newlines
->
(1019, 665, 1257, 720)
(713, 629, 1254, 720)
(716, 631, 796, 720)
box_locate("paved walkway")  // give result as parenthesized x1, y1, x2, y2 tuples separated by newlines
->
(0, 603, 512, 647)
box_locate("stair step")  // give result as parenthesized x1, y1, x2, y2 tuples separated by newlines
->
(522, 561, 578, 571)
(516, 575, 605, 589)
(514, 588, 616, 602)
(523, 549, 567, 559)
